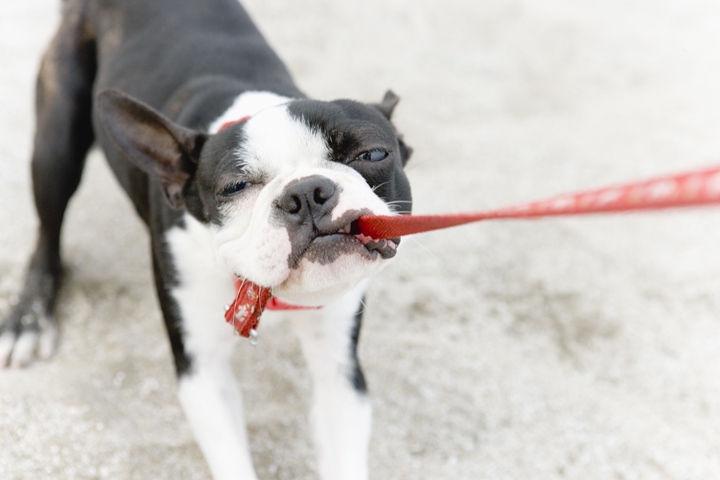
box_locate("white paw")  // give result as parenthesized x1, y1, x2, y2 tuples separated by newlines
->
(0, 311, 58, 369)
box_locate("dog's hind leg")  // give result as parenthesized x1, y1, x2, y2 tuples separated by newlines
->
(0, 1, 96, 368)
(291, 284, 372, 480)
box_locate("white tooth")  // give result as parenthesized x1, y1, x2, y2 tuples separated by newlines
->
(343, 224, 351, 234)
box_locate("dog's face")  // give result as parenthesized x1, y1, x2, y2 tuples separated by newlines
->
(97, 91, 412, 304)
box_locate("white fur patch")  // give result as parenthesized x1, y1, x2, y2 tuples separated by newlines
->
(0, 311, 57, 368)
(10, 331, 39, 369)
(178, 364, 257, 480)
(0, 332, 15, 368)
(166, 214, 238, 361)
(291, 282, 372, 480)
(238, 105, 330, 174)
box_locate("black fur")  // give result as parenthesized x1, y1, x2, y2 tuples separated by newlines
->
(350, 301, 368, 394)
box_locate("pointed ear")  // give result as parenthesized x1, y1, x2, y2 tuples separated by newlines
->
(95, 89, 208, 209)
(372, 90, 400, 120)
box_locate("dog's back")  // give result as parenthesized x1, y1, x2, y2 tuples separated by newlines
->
(87, 0, 302, 111)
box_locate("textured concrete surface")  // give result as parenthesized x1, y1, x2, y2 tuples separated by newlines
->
(2, 0, 720, 479)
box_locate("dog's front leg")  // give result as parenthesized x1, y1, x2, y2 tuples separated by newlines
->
(177, 354, 257, 480)
(155, 225, 257, 480)
(291, 284, 372, 480)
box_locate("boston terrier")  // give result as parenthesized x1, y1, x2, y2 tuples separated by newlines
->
(0, 0, 412, 478)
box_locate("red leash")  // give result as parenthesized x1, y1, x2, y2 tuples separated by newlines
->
(357, 164, 720, 239)
(222, 120, 720, 340)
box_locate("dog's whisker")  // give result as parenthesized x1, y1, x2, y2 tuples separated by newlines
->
(403, 236, 442, 263)
(372, 182, 389, 192)
(384, 200, 413, 214)
(359, 297, 368, 315)
(367, 280, 380, 300)
(402, 157, 434, 172)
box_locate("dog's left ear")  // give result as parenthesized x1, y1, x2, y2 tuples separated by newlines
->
(96, 89, 208, 209)
(372, 90, 400, 120)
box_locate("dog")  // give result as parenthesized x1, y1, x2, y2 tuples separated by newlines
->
(0, 0, 412, 478)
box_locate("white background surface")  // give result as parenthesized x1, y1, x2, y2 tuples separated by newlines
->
(2, 0, 720, 478)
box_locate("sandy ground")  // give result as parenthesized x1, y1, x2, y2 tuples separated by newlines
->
(2, 0, 720, 479)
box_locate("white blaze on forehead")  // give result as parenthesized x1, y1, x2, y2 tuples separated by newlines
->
(239, 104, 330, 175)
(208, 91, 291, 134)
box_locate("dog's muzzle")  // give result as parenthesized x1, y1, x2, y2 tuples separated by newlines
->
(275, 175, 400, 267)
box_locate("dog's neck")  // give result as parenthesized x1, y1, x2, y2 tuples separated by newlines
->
(160, 76, 302, 133)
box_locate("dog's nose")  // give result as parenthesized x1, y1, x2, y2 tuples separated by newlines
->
(277, 175, 339, 224)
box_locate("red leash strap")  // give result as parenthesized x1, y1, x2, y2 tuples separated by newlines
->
(357, 164, 720, 239)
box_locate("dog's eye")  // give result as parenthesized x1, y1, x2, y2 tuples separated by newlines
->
(219, 181, 251, 197)
(356, 149, 389, 162)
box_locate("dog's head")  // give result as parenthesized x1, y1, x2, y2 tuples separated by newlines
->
(97, 90, 412, 304)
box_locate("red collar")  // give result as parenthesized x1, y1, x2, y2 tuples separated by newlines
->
(218, 115, 250, 132)
(225, 278, 321, 342)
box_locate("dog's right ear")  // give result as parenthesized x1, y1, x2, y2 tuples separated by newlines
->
(96, 89, 208, 209)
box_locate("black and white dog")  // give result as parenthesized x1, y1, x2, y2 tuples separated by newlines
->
(0, 0, 412, 478)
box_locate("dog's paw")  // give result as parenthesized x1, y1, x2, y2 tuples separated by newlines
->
(0, 299, 58, 369)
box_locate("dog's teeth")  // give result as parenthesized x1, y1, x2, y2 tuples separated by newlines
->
(356, 233, 371, 245)
(343, 224, 351, 234)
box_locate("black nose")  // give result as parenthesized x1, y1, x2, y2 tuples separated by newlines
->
(277, 175, 339, 224)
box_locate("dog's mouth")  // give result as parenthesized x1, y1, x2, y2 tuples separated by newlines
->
(290, 214, 400, 268)
(310, 217, 400, 259)
(335, 219, 400, 258)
